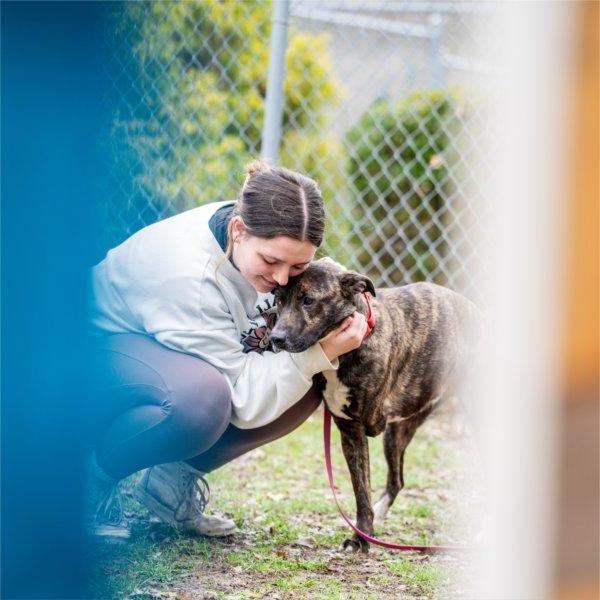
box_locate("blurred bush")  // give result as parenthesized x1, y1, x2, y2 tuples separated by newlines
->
(345, 91, 469, 285)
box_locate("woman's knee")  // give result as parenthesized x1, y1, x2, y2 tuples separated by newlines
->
(166, 366, 232, 447)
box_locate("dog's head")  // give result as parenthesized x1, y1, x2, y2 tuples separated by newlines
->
(270, 257, 375, 353)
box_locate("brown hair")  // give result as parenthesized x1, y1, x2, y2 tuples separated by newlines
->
(223, 161, 326, 261)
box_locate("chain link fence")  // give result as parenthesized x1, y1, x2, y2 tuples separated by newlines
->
(105, 0, 493, 301)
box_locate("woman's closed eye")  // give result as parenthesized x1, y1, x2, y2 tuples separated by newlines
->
(261, 255, 308, 274)
(290, 265, 307, 276)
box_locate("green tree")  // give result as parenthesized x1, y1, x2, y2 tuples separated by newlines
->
(117, 0, 341, 217)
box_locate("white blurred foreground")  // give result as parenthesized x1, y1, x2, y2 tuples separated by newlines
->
(471, 2, 598, 599)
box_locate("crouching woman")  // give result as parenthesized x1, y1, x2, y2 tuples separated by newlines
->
(87, 162, 367, 539)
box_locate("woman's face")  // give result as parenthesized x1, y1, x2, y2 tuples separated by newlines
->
(231, 217, 317, 293)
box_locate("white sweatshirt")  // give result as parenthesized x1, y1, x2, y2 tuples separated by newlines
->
(90, 201, 338, 429)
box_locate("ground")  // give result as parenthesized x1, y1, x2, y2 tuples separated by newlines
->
(88, 402, 482, 599)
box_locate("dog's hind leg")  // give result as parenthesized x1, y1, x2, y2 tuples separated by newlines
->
(373, 420, 419, 523)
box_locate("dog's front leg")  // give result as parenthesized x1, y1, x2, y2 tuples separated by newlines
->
(336, 418, 373, 554)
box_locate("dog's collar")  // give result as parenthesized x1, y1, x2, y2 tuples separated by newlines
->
(362, 292, 376, 339)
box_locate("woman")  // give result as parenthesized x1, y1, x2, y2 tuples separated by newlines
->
(87, 162, 368, 539)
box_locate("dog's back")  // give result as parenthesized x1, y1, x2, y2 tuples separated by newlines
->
(379, 281, 479, 355)
(356, 281, 480, 423)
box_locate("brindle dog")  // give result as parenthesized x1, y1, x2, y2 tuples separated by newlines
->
(270, 258, 479, 553)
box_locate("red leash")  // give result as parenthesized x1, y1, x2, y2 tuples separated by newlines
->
(362, 291, 376, 338)
(323, 407, 470, 553)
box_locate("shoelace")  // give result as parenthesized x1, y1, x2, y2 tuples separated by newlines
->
(95, 482, 124, 526)
(175, 468, 211, 521)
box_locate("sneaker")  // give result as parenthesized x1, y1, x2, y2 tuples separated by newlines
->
(133, 461, 237, 537)
(84, 452, 130, 541)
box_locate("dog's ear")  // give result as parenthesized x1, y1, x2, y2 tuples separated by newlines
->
(339, 272, 376, 297)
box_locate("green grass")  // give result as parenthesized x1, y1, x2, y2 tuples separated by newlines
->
(273, 576, 317, 590)
(227, 550, 327, 574)
(88, 407, 480, 599)
(88, 534, 213, 598)
(385, 557, 448, 596)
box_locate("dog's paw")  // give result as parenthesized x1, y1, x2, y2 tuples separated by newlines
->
(341, 537, 370, 554)
(341, 538, 360, 553)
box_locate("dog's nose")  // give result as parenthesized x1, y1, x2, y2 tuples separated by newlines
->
(270, 330, 287, 347)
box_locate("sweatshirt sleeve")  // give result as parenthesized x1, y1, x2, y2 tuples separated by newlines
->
(152, 283, 338, 429)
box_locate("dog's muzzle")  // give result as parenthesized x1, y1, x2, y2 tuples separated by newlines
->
(270, 329, 313, 354)
(270, 330, 287, 353)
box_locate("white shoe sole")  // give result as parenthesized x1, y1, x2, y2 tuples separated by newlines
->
(133, 484, 237, 537)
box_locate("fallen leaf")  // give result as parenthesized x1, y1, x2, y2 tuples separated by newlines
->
(266, 492, 285, 502)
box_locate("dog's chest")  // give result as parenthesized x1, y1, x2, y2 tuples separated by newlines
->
(322, 370, 353, 420)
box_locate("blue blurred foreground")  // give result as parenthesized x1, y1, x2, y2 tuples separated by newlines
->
(2, 2, 117, 597)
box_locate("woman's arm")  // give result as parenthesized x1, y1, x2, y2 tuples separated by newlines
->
(154, 313, 338, 429)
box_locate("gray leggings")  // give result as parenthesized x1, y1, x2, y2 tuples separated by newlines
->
(89, 333, 321, 480)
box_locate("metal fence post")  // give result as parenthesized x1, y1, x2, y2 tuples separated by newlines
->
(428, 13, 444, 89)
(261, 0, 290, 165)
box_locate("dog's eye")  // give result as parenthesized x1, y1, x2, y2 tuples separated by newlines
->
(302, 296, 315, 307)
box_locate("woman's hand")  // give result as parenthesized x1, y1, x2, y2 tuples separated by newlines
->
(319, 311, 368, 362)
